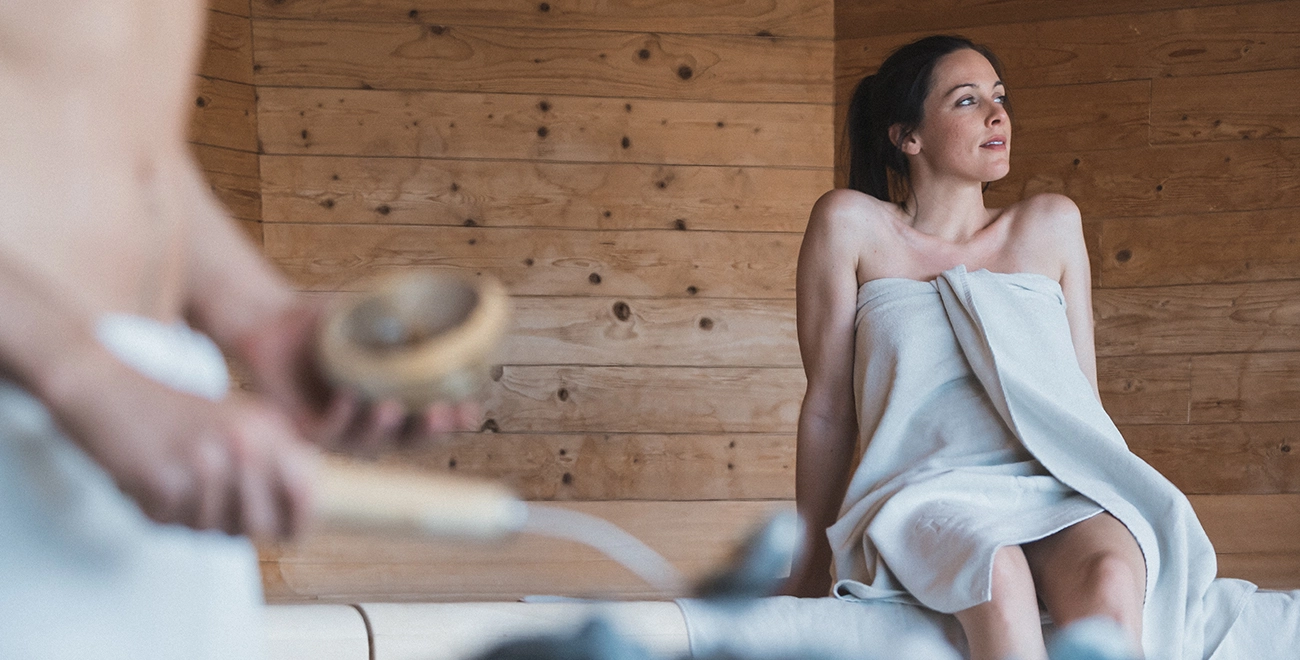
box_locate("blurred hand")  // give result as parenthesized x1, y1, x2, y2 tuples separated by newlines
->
(236, 298, 480, 454)
(48, 355, 315, 540)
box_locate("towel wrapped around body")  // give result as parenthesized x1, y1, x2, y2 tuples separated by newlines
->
(825, 265, 1255, 660)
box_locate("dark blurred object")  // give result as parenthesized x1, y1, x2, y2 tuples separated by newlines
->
(474, 618, 654, 660)
(694, 511, 802, 603)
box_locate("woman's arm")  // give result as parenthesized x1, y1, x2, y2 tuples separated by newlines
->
(1042, 196, 1100, 399)
(784, 190, 867, 597)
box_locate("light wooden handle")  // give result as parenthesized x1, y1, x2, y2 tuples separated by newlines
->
(315, 455, 528, 539)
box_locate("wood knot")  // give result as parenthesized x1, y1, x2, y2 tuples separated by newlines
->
(320, 198, 335, 209)
(1115, 249, 1132, 263)
(376, 204, 391, 215)
(677, 65, 694, 80)
(450, 182, 460, 192)
(448, 458, 458, 469)
(481, 418, 500, 432)
(538, 100, 551, 112)
(621, 136, 631, 149)
(638, 49, 651, 60)
(674, 219, 687, 230)
(698, 317, 714, 330)
(538, 2, 550, 11)
(613, 301, 631, 321)
(726, 463, 734, 470)
(195, 96, 207, 108)
(625, 103, 633, 112)
(562, 472, 574, 485)
(755, 30, 774, 37)
(589, 273, 602, 284)
(524, 258, 535, 266)
(490, 365, 504, 381)
(467, 238, 477, 245)
(1283, 444, 1293, 453)
(463, 218, 477, 226)
(558, 448, 567, 456)
(1073, 158, 1081, 166)
(300, 129, 310, 140)
(429, 24, 446, 35)
(716, 121, 725, 128)
(408, 9, 419, 18)
(1156, 184, 1164, 192)
(557, 388, 569, 401)
(686, 286, 698, 295)
(603, 210, 613, 218)
(537, 126, 549, 138)
(656, 180, 668, 189)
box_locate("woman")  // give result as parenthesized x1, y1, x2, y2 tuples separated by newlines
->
(784, 36, 1233, 660)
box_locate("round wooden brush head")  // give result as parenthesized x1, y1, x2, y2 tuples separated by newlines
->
(317, 270, 509, 407)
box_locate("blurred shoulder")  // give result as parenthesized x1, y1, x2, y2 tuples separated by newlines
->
(806, 188, 898, 241)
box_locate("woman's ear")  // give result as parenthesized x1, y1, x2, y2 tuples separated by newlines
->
(890, 124, 921, 156)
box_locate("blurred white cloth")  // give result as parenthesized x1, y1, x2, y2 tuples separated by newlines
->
(0, 314, 264, 660)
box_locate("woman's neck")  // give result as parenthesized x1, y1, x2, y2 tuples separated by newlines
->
(902, 173, 991, 244)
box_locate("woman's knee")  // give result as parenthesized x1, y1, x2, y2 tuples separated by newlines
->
(1073, 551, 1145, 622)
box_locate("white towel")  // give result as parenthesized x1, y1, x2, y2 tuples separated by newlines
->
(0, 315, 264, 660)
(824, 265, 1254, 659)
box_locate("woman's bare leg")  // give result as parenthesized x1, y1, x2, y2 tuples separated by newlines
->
(1023, 513, 1146, 656)
(955, 545, 1048, 660)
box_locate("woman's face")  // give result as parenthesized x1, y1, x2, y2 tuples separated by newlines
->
(898, 48, 1011, 184)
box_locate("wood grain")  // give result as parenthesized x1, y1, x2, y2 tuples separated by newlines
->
(1152, 69, 1300, 144)
(191, 76, 258, 152)
(261, 499, 795, 602)
(835, 0, 1262, 40)
(375, 432, 794, 500)
(209, 0, 250, 18)
(1122, 422, 1300, 495)
(501, 296, 799, 367)
(1190, 493, 1300, 554)
(1216, 553, 1300, 590)
(837, 2, 1300, 90)
(199, 8, 253, 85)
(263, 224, 800, 298)
(1191, 352, 1300, 424)
(1094, 279, 1300, 357)
(984, 138, 1300, 220)
(256, 87, 834, 168)
(259, 155, 828, 232)
(1095, 209, 1300, 288)
(479, 366, 805, 434)
(193, 143, 261, 221)
(1097, 355, 1191, 425)
(252, 20, 832, 104)
(250, 0, 833, 38)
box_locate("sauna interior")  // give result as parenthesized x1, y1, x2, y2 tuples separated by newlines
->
(189, 0, 1300, 655)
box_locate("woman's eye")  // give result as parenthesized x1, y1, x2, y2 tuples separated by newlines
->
(957, 97, 975, 106)
(995, 95, 1008, 104)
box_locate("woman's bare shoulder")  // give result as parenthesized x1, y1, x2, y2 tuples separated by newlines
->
(806, 188, 898, 240)
(1004, 193, 1082, 235)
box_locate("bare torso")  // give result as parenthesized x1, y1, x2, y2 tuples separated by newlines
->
(0, 0, 205, 320)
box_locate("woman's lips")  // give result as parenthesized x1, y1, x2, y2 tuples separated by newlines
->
(980, 137, 1008, 149)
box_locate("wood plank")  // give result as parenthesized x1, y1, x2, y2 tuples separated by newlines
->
(837, 2, 1300, 90)
(1097, 355, 1191, 425)
(263, 224, 800, 298)
(191, 76, 258, 152)
(261, 500, 794, 602)
(260, 496, 1300, 602)
(374, 432, 794, 500)
(259, 155, 828, 232)
(502, 297, 798, 367)
(1216, 553, 1300, 589)
(1152, 69, 1300, 144)
(256, 88, 834, 168)
(209, 0, 250, 18)
(250, 0, 833, 39)
(1189, 493, 1300, 554)
(193, 143, 262, 221)
(834, 80, 1151, 158)
(480, 366, 805, 434)
(1094, 280, 1300, 357)
(983, 138, 1300, 220)
(1095, 209, 1300, 288)
(252, 20, 832, 104)
(836, 0, 1262, 40)
(1122, 423, 1300, 495)
(199, 8, 253, 85)
(1191, 352, 1300, 424)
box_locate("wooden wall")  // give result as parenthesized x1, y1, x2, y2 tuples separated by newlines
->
(185, 0, 1300, 601)
(192, 0, 262, 241)
(838, 1, 1300, 587)
(247, 0, 833, 600)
